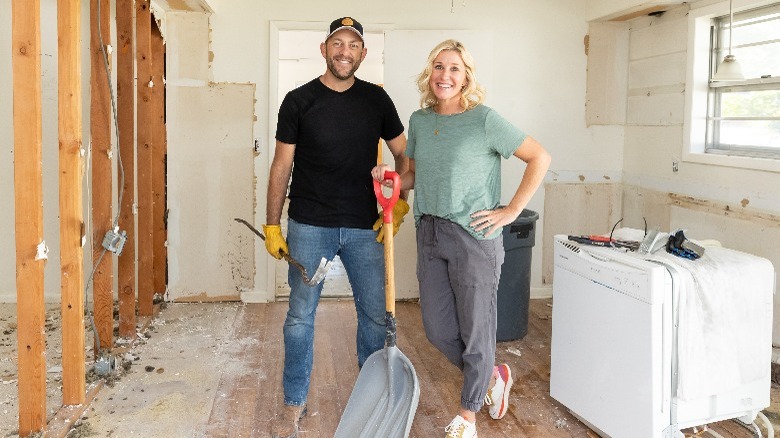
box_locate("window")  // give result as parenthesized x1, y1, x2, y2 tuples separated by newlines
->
(708, 3, 780, 158)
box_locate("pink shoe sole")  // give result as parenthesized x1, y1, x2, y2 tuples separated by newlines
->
(495, 365, 513, 419)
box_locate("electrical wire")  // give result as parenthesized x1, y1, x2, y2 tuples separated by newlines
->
(97, 0, 125, 226)
(608, 217, 623, 246)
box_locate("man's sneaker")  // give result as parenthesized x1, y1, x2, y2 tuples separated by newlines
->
(444, 415, 478, 438)
(484, 364, 513, 419)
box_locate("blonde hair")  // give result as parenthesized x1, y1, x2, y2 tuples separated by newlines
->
(416, 39, 485, 110)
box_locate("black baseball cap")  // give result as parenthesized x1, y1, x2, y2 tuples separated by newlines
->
(326, 17, 364, 42)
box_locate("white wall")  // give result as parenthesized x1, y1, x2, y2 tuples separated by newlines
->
(0, 0, 13, 301)
(161, 8, 257, 301)
(205, 0, 595, 300)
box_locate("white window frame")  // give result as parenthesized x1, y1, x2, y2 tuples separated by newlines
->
(684, 0, 780, 173)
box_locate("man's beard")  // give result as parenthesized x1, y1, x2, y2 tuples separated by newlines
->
(326, 55, 362, 81)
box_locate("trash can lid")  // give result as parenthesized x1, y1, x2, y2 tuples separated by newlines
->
(515, 209, 539, 224)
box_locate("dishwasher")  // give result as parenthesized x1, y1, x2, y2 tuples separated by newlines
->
(549, 234, 774, 437)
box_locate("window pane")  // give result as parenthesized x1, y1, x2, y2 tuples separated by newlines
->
(716, 5, 780, 78)
(730, 41, 780, 78)
(732, 16, 780, 46)
(708, 3, 780, 156)
(718, 119, 780, 149)
(721, 89, 780, 118)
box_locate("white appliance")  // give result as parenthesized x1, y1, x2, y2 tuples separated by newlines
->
(550, 235, 772, 438)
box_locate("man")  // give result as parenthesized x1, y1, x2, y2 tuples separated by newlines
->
(264, 17, 410, 438)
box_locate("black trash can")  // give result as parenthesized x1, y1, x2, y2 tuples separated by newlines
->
(496, 209, 538, 342)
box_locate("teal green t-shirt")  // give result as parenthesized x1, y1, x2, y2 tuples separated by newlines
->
(406, 105, 526, 240)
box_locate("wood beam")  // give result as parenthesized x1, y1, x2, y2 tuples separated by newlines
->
(608, 5, 669, 21)
(90, 0, 114, 353)
(136, 0, 154, 316)
(44, 382, 104, 438)
(12, 0, 46, 434)
(116, 0, 137, 337)
(58, 0, 86, 406)
(151, 20, 167, 297)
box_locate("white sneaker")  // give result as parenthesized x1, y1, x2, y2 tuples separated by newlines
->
(484, 363, 514, 419)
(444, 415, 477, 438)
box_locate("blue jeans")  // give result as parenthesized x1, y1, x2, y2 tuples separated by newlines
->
(282, 219, 386, 406)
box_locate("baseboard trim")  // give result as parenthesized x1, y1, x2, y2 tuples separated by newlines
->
(531, 285, 553, 299)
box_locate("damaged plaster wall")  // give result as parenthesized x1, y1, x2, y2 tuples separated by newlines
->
(160, 7, 255, 301)
(542, 182, 623, 286)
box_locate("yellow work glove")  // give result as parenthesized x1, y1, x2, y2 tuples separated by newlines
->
(262, 224, 289, 260)
(373, 198, 410, 243)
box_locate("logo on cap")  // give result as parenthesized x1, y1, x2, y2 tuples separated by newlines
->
(327, 16, 364, 41)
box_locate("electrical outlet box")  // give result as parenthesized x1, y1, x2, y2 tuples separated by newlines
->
(102, 229, 127, 255)
(94, 354, 116, 376)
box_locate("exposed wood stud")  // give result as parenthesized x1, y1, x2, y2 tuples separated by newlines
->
(117, 0, 137, 337)
(90, 0, 114, 355)
(136, 0, 154, 316)
(12, 0, 46, 433)
(151, 19, 168, 296)
(58, 0, 86, 406)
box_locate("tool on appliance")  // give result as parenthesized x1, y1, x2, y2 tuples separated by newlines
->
(666, 229, 704, 260)
(334, 171, 419, 438)
(233, 217, 331, 286)
(639, 228, 666, 255)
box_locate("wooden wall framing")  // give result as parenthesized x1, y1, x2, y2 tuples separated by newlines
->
(151, 20, 168, 298)
(136, 0, 154, 317)
(12, 0, 46, 434)
(58, 0, 86, 407)
(8, 0, 169, 435)
(90, 0, 114, 354)
(116, 0, 137, 339)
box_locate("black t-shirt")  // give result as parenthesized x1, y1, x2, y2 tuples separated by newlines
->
(275, 77, 405, 229)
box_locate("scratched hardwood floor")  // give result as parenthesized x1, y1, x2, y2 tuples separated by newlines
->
(202, 299, 776, 437)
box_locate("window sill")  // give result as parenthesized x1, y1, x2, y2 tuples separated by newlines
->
(682, 150, 780, 173)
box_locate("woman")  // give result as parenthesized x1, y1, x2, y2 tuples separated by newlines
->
(372, 39, 551, 438)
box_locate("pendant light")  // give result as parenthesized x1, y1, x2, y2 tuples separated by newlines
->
(713, 0, 744, 81)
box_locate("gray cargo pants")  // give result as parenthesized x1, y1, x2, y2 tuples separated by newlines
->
(416, 215, 504, 413)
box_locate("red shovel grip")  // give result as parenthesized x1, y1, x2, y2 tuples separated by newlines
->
(373, 171, 401, 224)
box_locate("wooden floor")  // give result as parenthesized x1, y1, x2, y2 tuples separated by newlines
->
(202, 298, 770, 437)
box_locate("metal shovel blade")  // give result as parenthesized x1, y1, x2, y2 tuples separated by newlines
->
(334, 345, 420, 438)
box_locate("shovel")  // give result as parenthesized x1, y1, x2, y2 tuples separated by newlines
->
(233, 217, 331, 286)
(333, 171, 420, 438)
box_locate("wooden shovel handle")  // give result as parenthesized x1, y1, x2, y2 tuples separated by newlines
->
(373, 171, 400, 316)
(384, 219, 396, 316)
